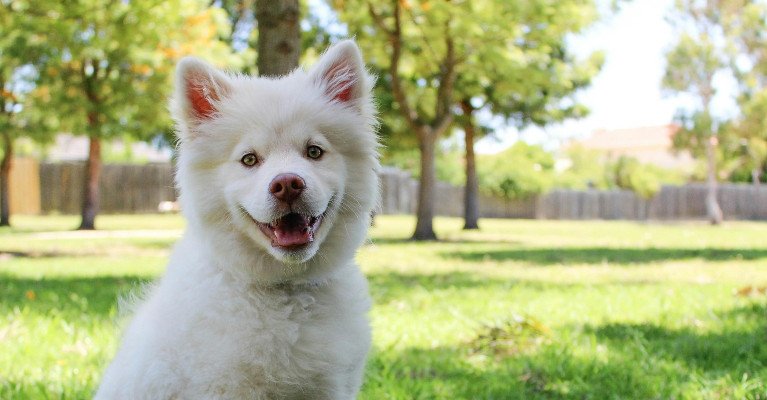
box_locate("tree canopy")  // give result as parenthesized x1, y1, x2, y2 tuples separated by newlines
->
(32, 0, 248, 229)
(335, 0, 604, 239)
(0, 3, 58, 225)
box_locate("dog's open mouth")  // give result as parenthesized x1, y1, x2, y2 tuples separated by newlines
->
(257, 213, 323, 250)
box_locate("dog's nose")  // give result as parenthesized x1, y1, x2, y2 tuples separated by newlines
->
(269, 173, 305, 203)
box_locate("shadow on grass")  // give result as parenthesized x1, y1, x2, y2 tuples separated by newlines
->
(365, 343, 681, 399)
(364, 303, 767, 399)
(365, 270, 664, 304)
(367, 237, 523, 246)
(0, 274, 151, 317)
(0, 250, 74, 258)
(441, 247, 767, 265)
(364, 345, 531, 399)
(368, 271, 498, 304)
(591, 302, 767, 373)
(366, 271, 559, 304)
(3, 270, 541, 319)
(127, 238, 177, 250)
(0, 238, 175, 260)
(3, 269, 561, 320)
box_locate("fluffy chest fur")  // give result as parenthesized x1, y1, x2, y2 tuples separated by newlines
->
(96, 236, 372, 400)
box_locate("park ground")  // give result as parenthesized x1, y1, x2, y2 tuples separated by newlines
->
(0, 215, 765, 399)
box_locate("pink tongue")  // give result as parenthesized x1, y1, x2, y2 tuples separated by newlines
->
(273, 214, 312, 247)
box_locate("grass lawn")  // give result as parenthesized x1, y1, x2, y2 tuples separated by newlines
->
(0, 214, 766, 399)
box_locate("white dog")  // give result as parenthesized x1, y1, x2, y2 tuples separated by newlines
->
(95, 41, 378, 399)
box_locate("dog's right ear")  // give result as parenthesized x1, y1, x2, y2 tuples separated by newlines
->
(172, 57, 232, 131)
(310, 40, 370, 107)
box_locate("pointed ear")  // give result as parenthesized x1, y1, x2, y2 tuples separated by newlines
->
(310, 40, 369, 105)
(172, 57, 232, 126)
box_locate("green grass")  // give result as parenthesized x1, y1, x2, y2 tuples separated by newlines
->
(1, 215, 766, 399)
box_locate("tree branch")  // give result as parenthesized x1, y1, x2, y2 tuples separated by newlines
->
(433, 113, 454, 138)
(0, 75, 6, 116)
(433, 25, 457, 139)
(378, 0, 423, 138)
(366, 2, 393, 37)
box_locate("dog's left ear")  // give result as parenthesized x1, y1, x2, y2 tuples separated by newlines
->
(310, 40, 369, 106)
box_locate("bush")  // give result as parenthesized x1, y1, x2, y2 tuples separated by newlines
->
(610, 156, 685, 198)
(478, 142, 555, 200)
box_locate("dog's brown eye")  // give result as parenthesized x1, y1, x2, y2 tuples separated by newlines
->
(306, 145, 323, 160)
(241, 153, 258, 167)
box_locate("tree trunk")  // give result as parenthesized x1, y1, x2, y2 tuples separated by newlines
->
(79, 136, 101, 230)
(412, 133, 438, 241)
(705, 135, 723, 225)
(255, 0, 301, 77)
(752, 167, 760, 186)
(461, 103, 479, 230)
(0, 132, 12, 227)
(368, 1, 454, 241)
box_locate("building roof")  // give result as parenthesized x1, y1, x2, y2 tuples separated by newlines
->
(580, 124, 680, 151)
(576, 124, 693, 170)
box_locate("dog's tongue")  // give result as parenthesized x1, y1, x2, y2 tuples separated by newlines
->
(273, 213, 312, 247)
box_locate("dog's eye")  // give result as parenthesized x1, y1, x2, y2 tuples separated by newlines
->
(306, 145, 323, 160)
(240, 153, 258, 167)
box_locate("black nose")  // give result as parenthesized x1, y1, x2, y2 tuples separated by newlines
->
(269, 173, 305, 203)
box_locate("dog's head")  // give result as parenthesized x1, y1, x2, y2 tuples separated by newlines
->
(171, 41, 378, 275)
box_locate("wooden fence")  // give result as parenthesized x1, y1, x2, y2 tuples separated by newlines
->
(8, 157, 41, 214)
(537, 184, 767, 220)
(39, 162, 176, 214)
(377, 166, 537, 218)
(16, 161, 767, 221)
(376, 167, 767, 220)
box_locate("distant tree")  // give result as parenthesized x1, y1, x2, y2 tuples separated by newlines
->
(337, 1, 504, 240)
(458, 101, 481, 229)
(723, 1, 767, 184)
(337, 0, 602, 238)
(454, 0, 602, 229)
(338, 0, 461, 240)
(40, 0, 242, 230)
(728, 90, 767, 184)
(663, 1, 729, 224)
(0, 6, 28, 227)
(0, 4, 55, 226)
(223, 0, 328, 77)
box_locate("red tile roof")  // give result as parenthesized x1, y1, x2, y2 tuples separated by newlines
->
(580, 124, 680, 151)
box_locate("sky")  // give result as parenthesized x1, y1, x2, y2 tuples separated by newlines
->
(475, 0, 738, 153)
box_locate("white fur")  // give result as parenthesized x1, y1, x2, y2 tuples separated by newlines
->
(95, 40, 379, 399)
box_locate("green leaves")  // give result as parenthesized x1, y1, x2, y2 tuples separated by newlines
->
(31, 0, 249, 141)
(477, 142, 556, 200)
(336, 0, 603, 160)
